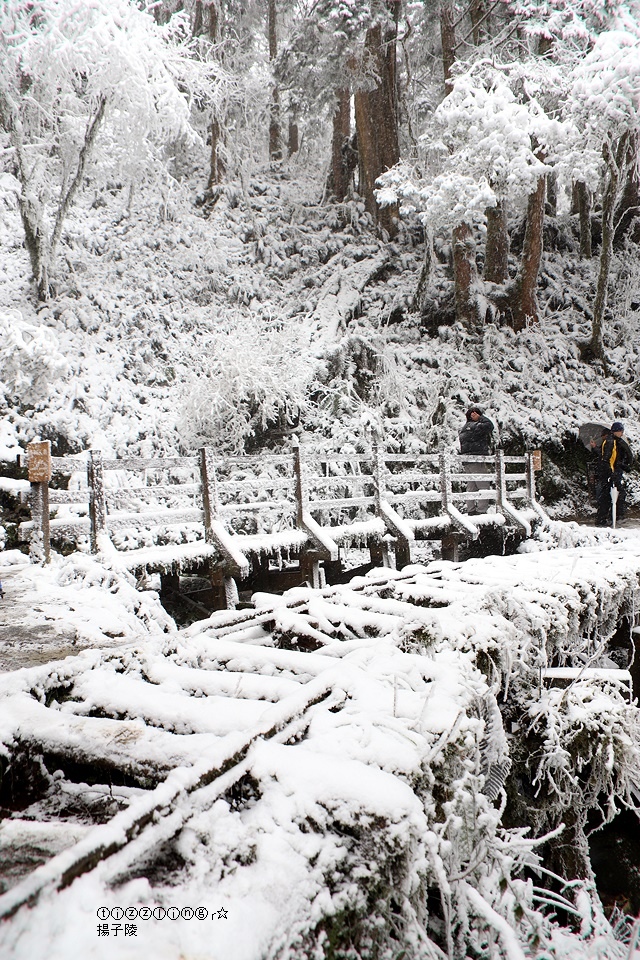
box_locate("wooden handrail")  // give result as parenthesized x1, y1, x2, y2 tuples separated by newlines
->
(23, 439, 543, 571)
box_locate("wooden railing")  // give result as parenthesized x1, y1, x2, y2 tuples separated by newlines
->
(22, 437, 545, 583)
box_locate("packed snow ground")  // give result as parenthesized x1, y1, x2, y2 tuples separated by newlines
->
(1, 520, 640, 958)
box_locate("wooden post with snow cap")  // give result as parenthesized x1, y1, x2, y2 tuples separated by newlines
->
(87, 449, 107, 554)
(199, 446, 241, 609)
(439, 450, 452, 513)
(494, 449, 507, 514)
(373, 431, 413, 568)
(439, 449, 477, 558)
(200, 445, 220, 537)
(27, 440, 52, 564)
(293, 437, 337, 585)
(292, 436, 308, 526)
(371, 431, 393, 568)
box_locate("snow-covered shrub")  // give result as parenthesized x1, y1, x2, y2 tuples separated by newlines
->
(177, 315, 316, 453)
(525, 682, 640, 827)
(0, 311, 69, 409)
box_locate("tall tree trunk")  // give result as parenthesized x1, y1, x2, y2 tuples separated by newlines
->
(192, 0, 204, 35)
(195, 2, 226, 191)
(152, 0, 183, 25)
(614, 132, 640, 247)
(327, 88, 351, 201)
(208, 118, 226, 190)
(484, 199, 509, 284)
(570, 180, 580, 215)
(507, 175, 545, 331)
(575, 180, 592, 259)
(288, 114, 299, 157)
(469, 0, 488, 44)
(453, 221, 481, 328)
(268, 0, 281, 161)
(440, 0, 456, 95)
(588, 138, 627, 363)
(546, 170, 557, 217)
(353, 6, 400, 237)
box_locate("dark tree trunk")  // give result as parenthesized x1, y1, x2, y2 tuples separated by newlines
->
(327, 88, 351, 201)
(288, 116, 299, 157)
(538, 34, 553, 57)
(192, 0, 204, 35)
(440, 0, 456, 95)
(152, 1, 182, 25)
(484, 199, 509, 284)
(208, 118, 226, 190)
(353, 6, 400, 237)
(507, 175, 546, 331)
(19, 205, 51, 302)
(588, 138, 627, 363)
(469, 0, 488, 44)
(545, 811, 594, 883)
(575, 180, 592, 259)
(614, 133, 640, 247)
(546, 170, 557, 217)
(453, 221, 481, 328)
(570, 180, 580, 215)
(413, 232, 434, 313)
(200, 3, 225, 189)
(268, 0, 281, 160)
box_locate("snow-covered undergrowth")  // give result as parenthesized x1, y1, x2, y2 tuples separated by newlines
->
(1, 159, 639, 516)
(1, 530, 640, 958)
(0, 549, 173, 649)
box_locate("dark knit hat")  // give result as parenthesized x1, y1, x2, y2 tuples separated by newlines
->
(466, 406, 483, 418)
(611, 421, 624, 432)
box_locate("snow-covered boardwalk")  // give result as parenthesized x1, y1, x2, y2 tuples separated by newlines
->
(21, 440, 544, 606)
(1, 528, 640, 958)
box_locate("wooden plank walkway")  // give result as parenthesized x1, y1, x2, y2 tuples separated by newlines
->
(15, 435, 547, 610)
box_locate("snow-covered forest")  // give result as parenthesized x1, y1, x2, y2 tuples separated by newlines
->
(2, 0, 640, 957)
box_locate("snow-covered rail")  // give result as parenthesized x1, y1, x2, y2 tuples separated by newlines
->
(20, 437, 545, 606)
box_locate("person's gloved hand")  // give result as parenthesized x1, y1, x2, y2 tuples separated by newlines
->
(612, 469, 624, 485)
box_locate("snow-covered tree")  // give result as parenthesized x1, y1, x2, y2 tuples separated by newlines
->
(378, 60, 566, 329)
(563, 29, 640, 363)
(277, 0, 402, 230)
(0, 0, 224, 299)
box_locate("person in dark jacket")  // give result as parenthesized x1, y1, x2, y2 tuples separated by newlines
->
(595, 421, 633, 526)
(458, 406, 495, 514)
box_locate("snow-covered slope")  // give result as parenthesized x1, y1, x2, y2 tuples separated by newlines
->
(1, 161, 639, 520)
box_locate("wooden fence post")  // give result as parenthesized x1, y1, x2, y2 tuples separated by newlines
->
(199, 446, 230, 609)
(292, 437, 308, 526)
(27, 440, 52, 564)
(88, 449, 107, 554)
(495, 449, 506, 514)
(440, 451, 460, 560)
(199, 446, 220, 540)
(439, 450, 452, 512)
(372, 431, 386, 510)
(293, 439, 326, 588)
(371, 432, 392, 567)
